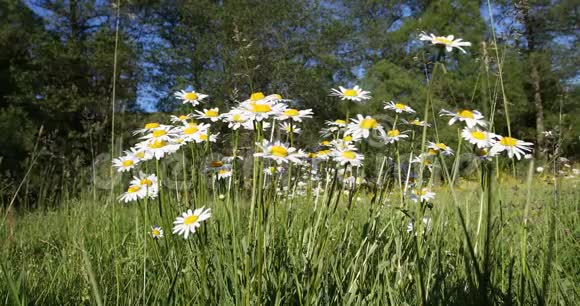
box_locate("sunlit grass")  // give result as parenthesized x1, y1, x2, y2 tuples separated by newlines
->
(1, 176, 578, 305)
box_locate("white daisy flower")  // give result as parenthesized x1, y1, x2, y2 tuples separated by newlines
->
(383, 129, 409, 144)
(244, 92, 267, 103)
(194, 108, 220, 122)
(223, 155, 244, 163)
(151, 226, 164, 239)
(439, 109, 487, 128)
(264, 166, 284, 176)
(489, 135, 533, 160)
(136, 140, 181, 160)
(346, 114, 386, 139)
(313, 149, 332, 161)
(319, 119, 348, 137)
(217, 168, 233, 180)
(329, 137, 358, 151)
(384, 101, 415, 114)
(112, 155, 138, 172)
(329, 85, 371, 103)
(326, 119, 348, 127)
(411, 155, 434, 172)
(118, 184, 146, 203)
(132, 122, 171, 136)
(129, 172, 159, 199)
(174, 89, 208, 106)
(139, 125, 179, 143)
(461, 128, 497, 149)
(221, 109, 249, 130)
(402, 118, 431, 127)
(124, 147, 154, 162)
(254, 140, 305, 164)
(419, 32, 472, 53)
(178, 122, 210, 143)
(172, 207, 211, 239)
(331, 148, 364, 167)
(409, 188, 436, 203)
(277, 108, 314, 122)
(239, 99, 286, 122)
(192, 131, 218, 143)
(427, 142, 454, 156)
(170, 114, 193, 124)
(279, 122, 301, 134)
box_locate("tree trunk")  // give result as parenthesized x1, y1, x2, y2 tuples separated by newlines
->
(517, 0, 546, 158)
(530, 58, 545, 158)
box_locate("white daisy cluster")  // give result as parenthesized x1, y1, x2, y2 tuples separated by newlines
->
(110, 31, 537, 241)
(438, 108, 533, 160)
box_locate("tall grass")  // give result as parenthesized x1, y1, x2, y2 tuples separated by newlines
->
(1, 3, 579, 305)
(1, 178, 578, 304)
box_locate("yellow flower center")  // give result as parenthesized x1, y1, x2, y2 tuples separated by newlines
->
(457, 110, 474, 119)
(209, 161, 224, 168)
(307, 153, 317, 158)
(184, 126, 199, 135)
(471, 131, 486, 140)
(205, 109, 219, 117)
(251, 103, 272, 113)
(410, 120, 420, 125)
(183, 215, 199, 225)
(199, 134, 209, 141)
(433, 37, 453, 45)
(317, 149, 331, 155)
(341, 151, 357, 160)
(140, 179, 153, 186)
(135, 152, 145, 159)
(232, 114, 243, 122)
(218, 169, 229, 175)
(395, 103, 407, 110)
(184, 92, 198, 101)
(420, 189, 429, 196)
(435, 143, 448, 150)
(427, 148, 439, 156)
(149, 140, 167, 149)
(335, 119, 346, 125)
(272, 94, 282, 99)
(320, 140, 330, 146)
(360, 118, 378, 129)
(499, 137, 517, 147)
(343, 89, 357, 97)
(122, 160, 134, 167)
(250, 92, 265, 101)
(343, 136, 353, 142)
(387, 129, 400, 137)
(152, 130, 167, 137)
(284, 109, 299, 117)
(271, 145, 288, 157)
(152, 229, 161, 236)
(145, 122, 160, 129)
(128, 185, 141, 193)
(178, 115, 188, 120)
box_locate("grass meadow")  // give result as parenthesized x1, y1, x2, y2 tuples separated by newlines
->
(1, 165, 578, 305)
(1, 29, 579, 305)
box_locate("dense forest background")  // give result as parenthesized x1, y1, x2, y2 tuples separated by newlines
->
(1, 0, 578, 206)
